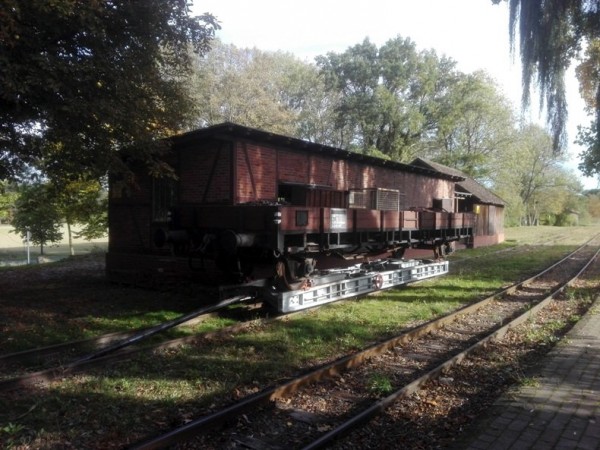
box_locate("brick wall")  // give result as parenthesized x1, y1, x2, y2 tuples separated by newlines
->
(108, 203, 151, 252)
(180, 141, 232, 204)
(273, 149, 453, 207)
(108, 133, 460, 256)
(235, 142, 278, 203)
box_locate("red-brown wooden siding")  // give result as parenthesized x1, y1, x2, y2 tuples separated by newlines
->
(473, 204, 505, 244)
(231, 140, 453, 207)
(107, 134, 480, 257)
(179, 142, 232, 204)
(235, 142, 278, 203)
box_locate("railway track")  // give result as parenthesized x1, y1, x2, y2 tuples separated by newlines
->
(0, 297, 277, 390)
(0, 254, 486, 389)
(0, 239, 578, 392)
(128, 237, 600, 449)
(0, 233, 567, 381)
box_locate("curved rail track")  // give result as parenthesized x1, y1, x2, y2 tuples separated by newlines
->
(0, 295, 285, 389)
(128, 236, 600, 449)
(0, 230, 571, 379)
(0, 236, 587, 392)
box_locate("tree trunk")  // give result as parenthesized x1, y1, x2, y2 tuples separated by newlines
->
(67, 221, 74, 256)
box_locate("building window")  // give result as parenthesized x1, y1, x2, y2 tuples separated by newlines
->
(152, 177, 177, 222)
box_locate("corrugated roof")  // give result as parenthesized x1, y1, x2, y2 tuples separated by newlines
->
(171, 122, 465, 182)
(411, 157, 506, 206)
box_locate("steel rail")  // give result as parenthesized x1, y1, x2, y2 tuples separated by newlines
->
(0, 329, 154, 365)
(128, 236, 600, 450)
(0, 298, 315, 392)
(74, 295, 249, 363)
(0, 296, 256, 391)
(5, 234, 594, 367)
(0, 298, 255, 365)
(301, 244, 600, 449)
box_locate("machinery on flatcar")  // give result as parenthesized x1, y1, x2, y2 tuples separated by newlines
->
(107, 123, 481, 312)
(153, 186, 474, 299)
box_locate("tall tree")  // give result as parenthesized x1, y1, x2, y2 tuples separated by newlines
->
(191, 42, 297, 135)
(0, 180, 18, 224)
(492, 125, 581, 225)
(317, 38, 385, 152)
(316, 37, 460, 161)
(429, 71, 517, 180)
(51, 179, 107, 255)
(11, 183, 62, 255)
(575, 38, 600, 177)
(586, 191, 600, 220)
(190, 41, 341, 145)
(494, 0, 600, 176)
(0, 0, 219, 181)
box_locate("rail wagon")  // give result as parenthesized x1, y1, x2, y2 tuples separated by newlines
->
(107, 123, 477, 310)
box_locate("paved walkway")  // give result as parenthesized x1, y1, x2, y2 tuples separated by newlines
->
(461, 298, 600, 450)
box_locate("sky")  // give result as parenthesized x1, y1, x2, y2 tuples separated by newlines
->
(192, 0, 598, 189)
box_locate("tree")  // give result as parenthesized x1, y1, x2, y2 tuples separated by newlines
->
(0, 1, 219, 182)
(428, 71, 517, 180)
(587, 191, 600, 221)
(0, 180, 18, 224)
(575, 38, 600, 177)
(494, 0, 600, 177)
(11, 184, 62, 255)
(51, 179, 107, 256)
(190, 41, 343, 146)
(492, 125, 582, 226)
(191, 42, 297, 135)
(316, 37, 460, 161)
(317, 38, 383, 152)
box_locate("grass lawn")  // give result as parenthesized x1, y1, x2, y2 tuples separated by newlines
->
(0, 224, 107, 267)
(1, 225, 599, 448)
(503, 224, 600, 245)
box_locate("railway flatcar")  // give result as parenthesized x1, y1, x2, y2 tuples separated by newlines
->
(107, 123, 475, 307)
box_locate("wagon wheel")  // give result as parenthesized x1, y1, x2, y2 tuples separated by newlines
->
(373, 273, 384, 290)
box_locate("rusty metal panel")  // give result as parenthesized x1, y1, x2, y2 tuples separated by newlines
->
(449, 213, 463, 228)
(419, 211, 449, 230)
(355, 209, 380, 231)
(400, 211, 418, 230)
(381, 210, 400, 230)
(279, 207, 321, 232)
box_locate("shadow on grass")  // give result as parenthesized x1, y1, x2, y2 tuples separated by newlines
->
(0, 242, 590, 446)
(0, 255, 221, 353)
(4, 305, 593, 450)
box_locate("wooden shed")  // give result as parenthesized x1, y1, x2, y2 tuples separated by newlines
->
(107, 123, 474, 283)
(411, 158, 505, 247)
